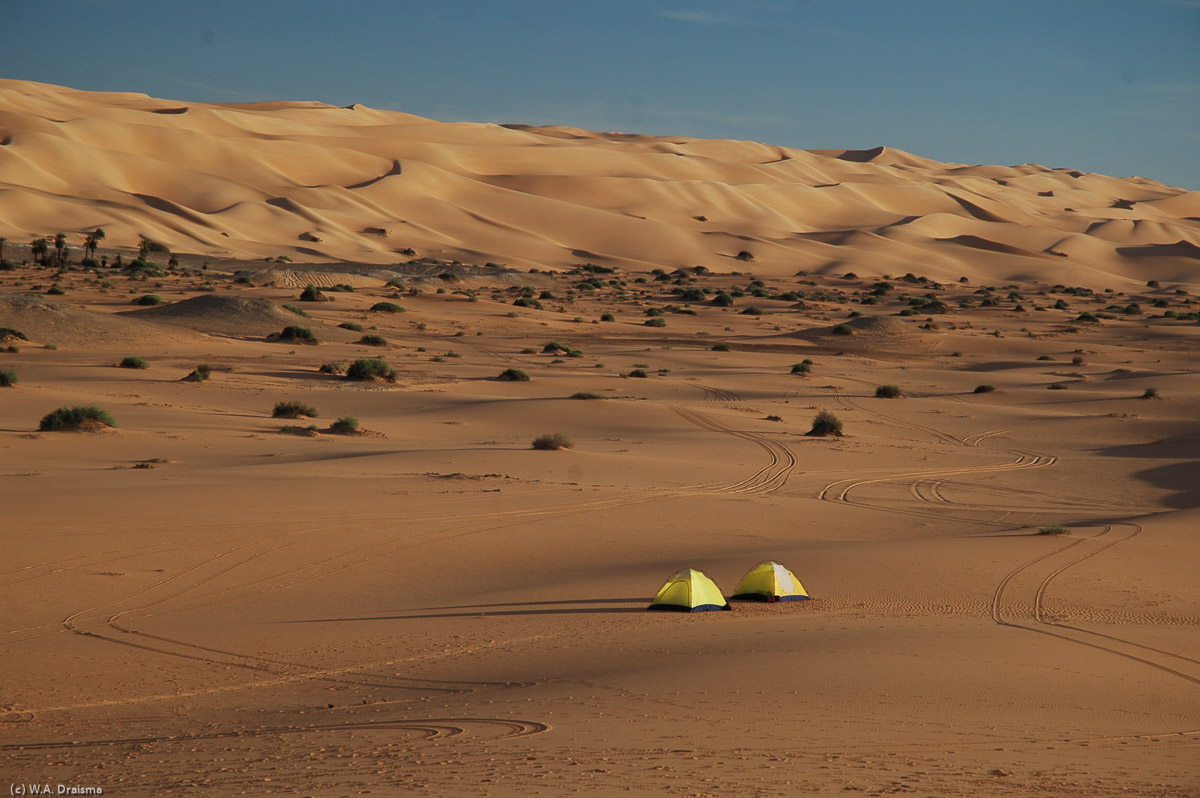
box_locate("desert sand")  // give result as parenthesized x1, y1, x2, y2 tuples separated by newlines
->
(1, 80, 1199, 796)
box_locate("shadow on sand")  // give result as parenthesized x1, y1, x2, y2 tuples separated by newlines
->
(280, 597, 649, 624)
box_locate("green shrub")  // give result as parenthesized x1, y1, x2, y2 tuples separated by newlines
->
(338, 322, 364, 332)
(273, 401, 318, 419)
(740, 305, 763, 316)
(283, 304, 310, 318)
(570, 392, 604, 400)
(791, 363, 811, 375)
(132, 294, 162, 306)
(0, 368, 17, 387)
(358, 334, 388, 346)
(1036, 354, 1055, 361)
(807, 410, 843, 437)
(1141, 387, 1159, 399)
(119, 357, 149, 369)
(628, 368, 648, 378)
(974, 384, 996, 393)
(1037, 526, 1071, 536)
(531, 432, 572, 450)
(0, 327, 28, 341)
(318, 361, 346, 375)
(710, 342, 731, 352)
(281, 424, 320, 435)
(299, 284, 326, 302)
(600, 312, 615, 322)
(278, 325, 318, 344)
(875, 384, 902, 398)
(543, 341, 583, 358)
(370, 301, 405, 313)
(346, 358, 396, 382)
(181, 364, 211, 383)
(1047, 382, 1068, 390)
(644, 317, 667, 328)
(39, 405, 116, 430)
(831, 324, 853, 336)
(498, 368, 531, 381)
(330, 416, 360, 434)
(1075, 312, 1099, 323)
(127, 259, 164, 277)
(711, 292, 734, 307)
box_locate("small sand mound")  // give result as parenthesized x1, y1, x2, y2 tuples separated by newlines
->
(257, 269, 387, 289)
(0, 294, 187, 348)
(792, 314, 935, 353)
(838, 315, 927, 336)
(124, 294, 299, 335)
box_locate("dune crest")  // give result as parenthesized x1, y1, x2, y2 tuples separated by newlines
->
(0, 78, 1197, 287)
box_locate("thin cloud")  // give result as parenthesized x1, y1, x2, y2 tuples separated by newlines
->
(656, 10, 743, 25)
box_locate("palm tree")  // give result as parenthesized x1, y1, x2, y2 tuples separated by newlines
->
(84, 234, 96, 263)
(30, 237, 49, 265)
(54, 233, 67, 266)
(92, 227, 105, 256)
(0, 237, 6, 263)
(137, 237, 150, 259)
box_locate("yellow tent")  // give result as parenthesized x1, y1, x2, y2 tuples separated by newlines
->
(647, 568, 731, 612)
(731, 561, 809, 602)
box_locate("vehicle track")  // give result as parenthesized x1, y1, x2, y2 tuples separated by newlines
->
(0, 716, 550, 752)
(992, 523, 1200, 687)
(821, 388, 1199, 687)
(695, 383, 745, 403)
(670, 404, 796, 494)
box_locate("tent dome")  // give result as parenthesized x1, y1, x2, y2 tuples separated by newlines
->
(647, 568, 731, 612)
(731, 561, 809, 602)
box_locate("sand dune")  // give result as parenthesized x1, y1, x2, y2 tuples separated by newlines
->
(2, 79, 1200, 797)
(1, 79, 1198, 287)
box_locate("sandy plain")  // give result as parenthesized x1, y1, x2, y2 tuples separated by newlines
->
(1, 80, 1199, 796)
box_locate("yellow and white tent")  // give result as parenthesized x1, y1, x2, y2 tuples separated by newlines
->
(731, 561, 809, 602)
(647, 568, 731, 612)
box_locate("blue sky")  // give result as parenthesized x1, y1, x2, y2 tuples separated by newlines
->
(3, 0, 1198, 189)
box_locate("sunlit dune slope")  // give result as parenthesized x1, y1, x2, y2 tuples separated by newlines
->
(1, 79, 1198, 285)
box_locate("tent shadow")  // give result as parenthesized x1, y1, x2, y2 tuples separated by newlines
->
(280, 598, 650, 624)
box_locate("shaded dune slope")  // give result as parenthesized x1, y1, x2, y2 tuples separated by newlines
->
(1, 79, 1198, 286)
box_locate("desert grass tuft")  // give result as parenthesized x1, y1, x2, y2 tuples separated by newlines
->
(346, 358, 396, 382)
(277, 325, 318, 344)
(329, 416, 360, 434)
(806, 409, 843, 437)
(119, 356, 149, 369)
(181, 364, 211, 383)
(272, 401, 318, 419)
(531, 432, 572, 450)
(498, 367, 531, 381)
(39, 405, 116, 431)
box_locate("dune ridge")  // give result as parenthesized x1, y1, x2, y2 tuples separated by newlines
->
(1, 79, 1197, 287)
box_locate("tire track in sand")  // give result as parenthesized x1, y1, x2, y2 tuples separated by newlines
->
(991, 523, 1200, 687)
(670, 403, 796, 494)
